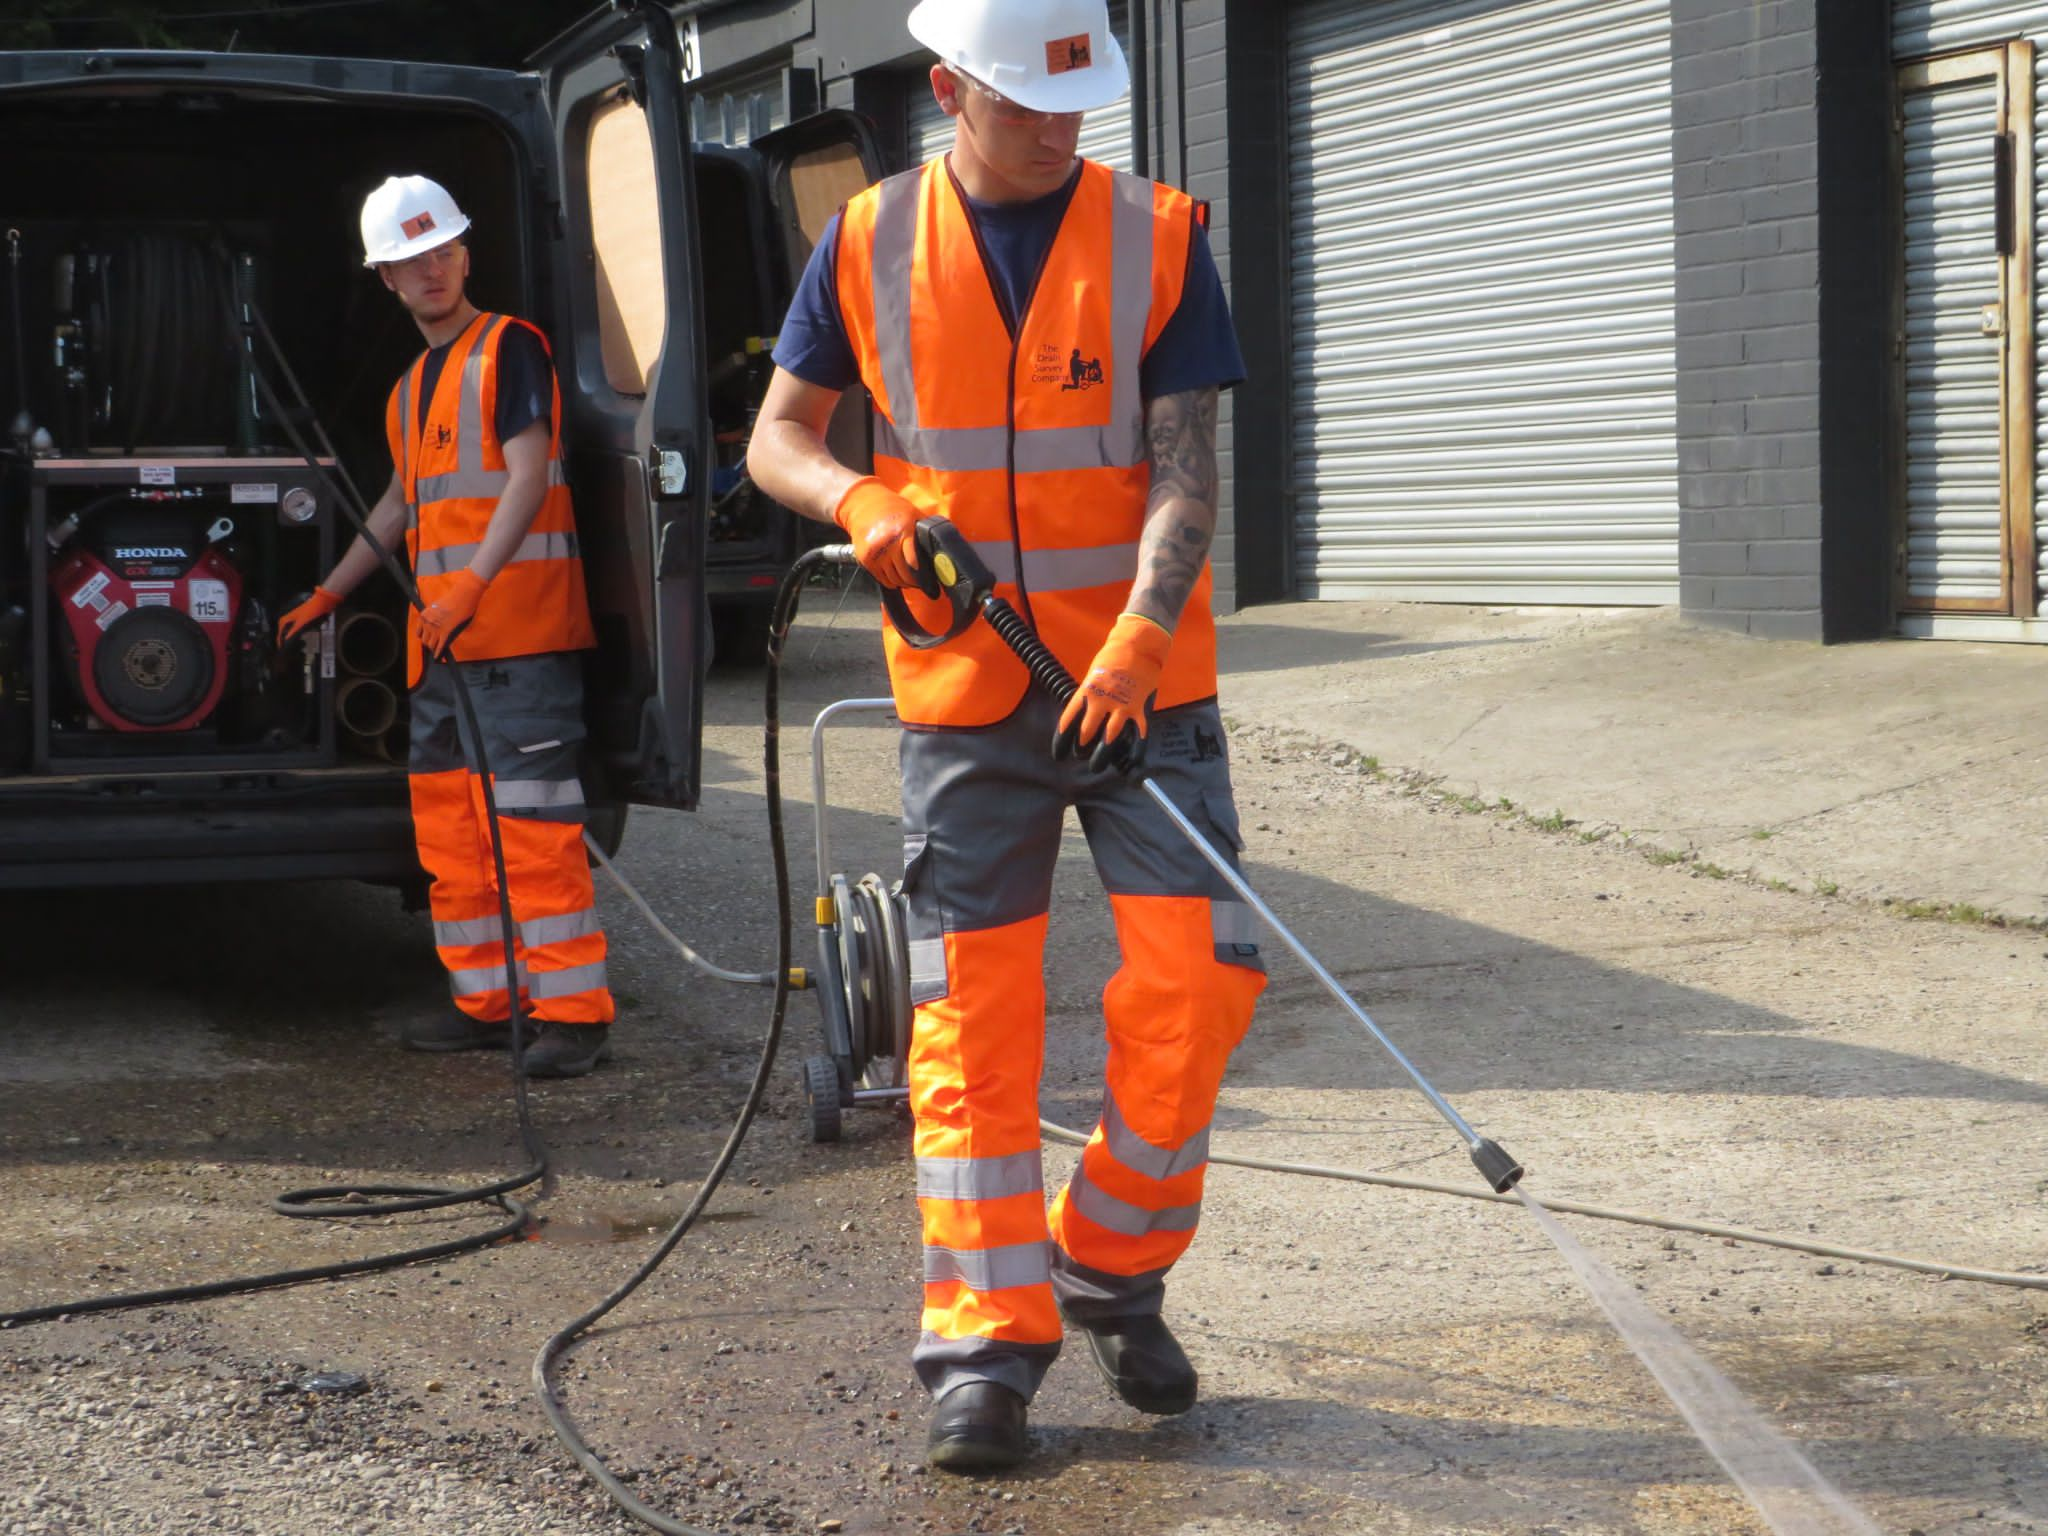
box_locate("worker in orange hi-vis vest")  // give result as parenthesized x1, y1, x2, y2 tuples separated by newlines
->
(748, 0, 1265, 1474)
(277, 174, 614, 1078)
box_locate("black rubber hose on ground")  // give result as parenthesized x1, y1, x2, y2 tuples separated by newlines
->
(529, 547, 820, 1536)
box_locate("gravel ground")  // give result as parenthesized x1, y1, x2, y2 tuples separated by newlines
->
(3, 609, 2045, 1535)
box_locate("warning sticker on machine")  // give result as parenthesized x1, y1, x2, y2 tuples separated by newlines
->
(188, 580, 231, 623)
(138, 465, 176, 487)
(70, 571, 111, 609)
(231, 483, 279, 504)
(136, 591, 172, 608)
(95, 600, 129, 631)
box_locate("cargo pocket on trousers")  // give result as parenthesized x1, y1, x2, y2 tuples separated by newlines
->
(1199, 789, 1264, 972)
(493, 717, 587, 822)
(900, 833, 950, 1006)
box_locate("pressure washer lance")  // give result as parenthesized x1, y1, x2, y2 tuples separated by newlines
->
(837, 519, 1523, 1195)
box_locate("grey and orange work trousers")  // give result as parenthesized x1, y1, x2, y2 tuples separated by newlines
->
(901, 691, 1266, 1404)
(408, 652, 613, 1026)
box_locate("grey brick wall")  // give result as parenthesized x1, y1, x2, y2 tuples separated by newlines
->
(1178, 0, 1239, 616)
(1671, 0, 1826, 638)
(1671, 0, 1894, 641)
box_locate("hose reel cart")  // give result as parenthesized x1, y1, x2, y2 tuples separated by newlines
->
(800, 695, 915, 1142)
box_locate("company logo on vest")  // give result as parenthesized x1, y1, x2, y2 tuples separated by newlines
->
(1061, 348, 1104, 391)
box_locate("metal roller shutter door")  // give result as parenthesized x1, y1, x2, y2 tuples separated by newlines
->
(1896, 1, 2048, 606)
(904, 2, 1133, 172)
(1287, 0, 1680, 603)
(1901, 76, 2006, 602)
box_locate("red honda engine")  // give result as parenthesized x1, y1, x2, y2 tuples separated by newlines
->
(50, 503, 243, 733)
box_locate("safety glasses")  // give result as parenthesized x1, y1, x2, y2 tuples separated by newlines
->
(949, 69, 1083, 128)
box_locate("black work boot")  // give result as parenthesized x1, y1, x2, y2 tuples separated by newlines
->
(521, 1023, 612, 1078)
(402, 1014, 524, 1053)
(1069, 1313, 1198, 1415)
(926, 1382, 1029, 1472)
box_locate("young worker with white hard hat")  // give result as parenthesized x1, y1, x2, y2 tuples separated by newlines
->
(277, 175, 614, 1077)
(748, 0, 1265, 1472)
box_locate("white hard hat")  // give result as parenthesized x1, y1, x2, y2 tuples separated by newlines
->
(908, 0, 1129, 116)
(359, 174, 470, 268)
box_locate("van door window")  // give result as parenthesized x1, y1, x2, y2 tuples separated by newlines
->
(585, 91, 668, 398)
(783, 142, 872, 267)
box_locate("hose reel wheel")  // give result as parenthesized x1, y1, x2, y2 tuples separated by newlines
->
(855, 873, 912, 1089)
(835, 873, 912, 1091)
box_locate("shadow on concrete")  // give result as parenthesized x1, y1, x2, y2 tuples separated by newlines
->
(1218, 623, 1528, 675)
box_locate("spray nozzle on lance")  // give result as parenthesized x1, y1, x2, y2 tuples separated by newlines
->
(1470, 1138, 1524, 1193)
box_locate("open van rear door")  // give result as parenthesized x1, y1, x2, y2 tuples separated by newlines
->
(750, 110, 885, 316)
(539, 1, 706, 810)
(747, 108, 886, 488)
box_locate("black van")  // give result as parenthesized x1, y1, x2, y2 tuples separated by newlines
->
(0, 2, 876, 890)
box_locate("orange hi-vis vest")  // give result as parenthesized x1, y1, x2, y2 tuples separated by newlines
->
(385, 312, 593, 684)
(835, 158, 1216, 728)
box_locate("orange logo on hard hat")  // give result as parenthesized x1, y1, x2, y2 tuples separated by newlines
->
(1045, 33, 1091, 74)
(401, 211, 438, 239)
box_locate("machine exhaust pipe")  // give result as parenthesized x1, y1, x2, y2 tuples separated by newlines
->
(335, 674, 398, 740)
(335, 608, 401, 679)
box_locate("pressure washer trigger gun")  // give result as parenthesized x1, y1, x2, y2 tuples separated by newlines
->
(877, 517, 995, 651)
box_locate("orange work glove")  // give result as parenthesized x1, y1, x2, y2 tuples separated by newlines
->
(1053, 611, 1173, 774)
(833, 476, 921, 590)
(414, 567, 491, 661)
(276, 585, 343, 647)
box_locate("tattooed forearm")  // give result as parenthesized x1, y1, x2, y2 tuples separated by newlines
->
(1128, 388, 1220, 629)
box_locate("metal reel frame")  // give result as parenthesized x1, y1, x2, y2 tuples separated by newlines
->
(803, 699, 915, 1143)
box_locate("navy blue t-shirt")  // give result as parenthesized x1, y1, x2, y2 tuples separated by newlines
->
(772, 162, 1245, 399)
(415, 318, 553, 445)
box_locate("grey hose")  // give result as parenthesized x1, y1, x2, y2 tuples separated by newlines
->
(1039, 1121, 2048, 1291)
(584, 830, 795, 989)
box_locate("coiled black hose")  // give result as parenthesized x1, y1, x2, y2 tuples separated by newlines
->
(978, 591, 1079, 708)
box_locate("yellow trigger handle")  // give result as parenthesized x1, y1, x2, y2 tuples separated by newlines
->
(932, 551, 959, 588)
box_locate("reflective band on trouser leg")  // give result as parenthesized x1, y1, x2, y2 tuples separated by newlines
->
(909, 914, 1062, 1402)
(491, 793, 612, 1025)
(411, 766, 521, 1022)
(1049, 893, 1265, 1318)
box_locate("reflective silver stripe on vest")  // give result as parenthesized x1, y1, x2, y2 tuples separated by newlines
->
(916, 1150, 1044, 1202)
(869, 163, 1155, 474)
(457, 314, 505, 482)
(414, 458, 568, 505)
(449, 959, 528, 997)
(527, 960, 609, 1000)
(1105, 170, 1154, 470)
(923, 1239, 1052, 1293)
(874, 416, 1150, 475)
(416, 529, 581, 578)
(871, 169, 925, 430)
(1101, 1089, 1209, 1182)
(397, 369, 416, 513)
(1211, 898, 1259, 948)
(1066, 1162, 1201, 1236)
(435, 915, 506, 949)
(959, 540, 1139, 593)
(492, 778, 586, 813)
(519, 908, 602, 947)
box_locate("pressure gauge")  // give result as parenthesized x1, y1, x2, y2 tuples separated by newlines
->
(280, 486, 319, 525)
